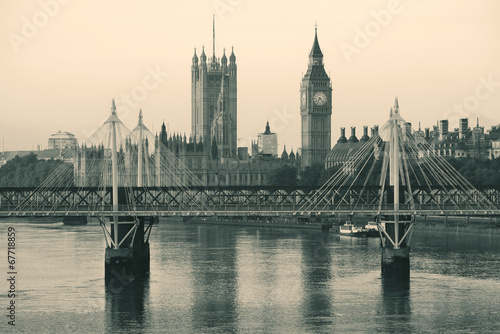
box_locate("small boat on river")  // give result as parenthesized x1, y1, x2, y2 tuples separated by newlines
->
(339, 222, 368, 237)
(364, 221, 380, 237)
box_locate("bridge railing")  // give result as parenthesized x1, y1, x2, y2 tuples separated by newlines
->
(1, 186, 499, 216)
(2, 203, 499, 217)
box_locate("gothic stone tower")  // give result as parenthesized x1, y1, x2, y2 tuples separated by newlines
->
(300, 27, 332, 168)
(191, 19, 237, 159)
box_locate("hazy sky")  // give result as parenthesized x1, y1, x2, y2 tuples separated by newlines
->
(1, 0, 499, 152)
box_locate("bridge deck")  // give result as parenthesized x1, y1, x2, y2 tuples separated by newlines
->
(1, 186, 499, 217)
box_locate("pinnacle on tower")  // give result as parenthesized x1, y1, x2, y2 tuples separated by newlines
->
(111, 98, 116, 115)
(138, 109, 143, 125)
(221, 48, 227, 64)
(200, 45, 206, 62)
(192, 48, 198, 63)
(230, 46, 236, 62)
(309, 24, 323, 58)
(265, 121, 271, 134)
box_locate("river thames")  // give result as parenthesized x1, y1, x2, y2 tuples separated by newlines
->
(1, 218, 499, 333)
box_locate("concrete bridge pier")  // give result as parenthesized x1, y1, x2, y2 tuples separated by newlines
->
(379, 219, 412, 279)
(62, 216, 88, 225)
(381, 244, 410, 277)
(104, 216, 155, 285)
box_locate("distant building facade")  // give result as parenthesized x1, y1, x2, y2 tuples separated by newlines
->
(191, 21, 237, 159)
(48, 130, 78, 150)
(257, 122, 278, 157)
(426, 118, 496, 159)
(325, 126, 379, 169)
(326, 117, 500, 170)
(73, 124, 299, 187)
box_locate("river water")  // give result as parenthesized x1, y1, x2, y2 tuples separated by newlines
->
(1, 218, 499, 333)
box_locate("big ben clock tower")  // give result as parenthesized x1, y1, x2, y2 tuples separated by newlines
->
(300, 26, 332, 169)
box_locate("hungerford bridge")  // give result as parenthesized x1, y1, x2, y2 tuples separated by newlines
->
(1, 185, 499, 218)
(2, 98, 499, 281)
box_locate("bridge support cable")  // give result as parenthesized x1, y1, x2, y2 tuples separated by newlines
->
(377, 100, 412, 278)
(300, 135, 379, 211)
(298, 133, 384, 214)
(401, 126, 497, 213)
(126, 112, 213, 215)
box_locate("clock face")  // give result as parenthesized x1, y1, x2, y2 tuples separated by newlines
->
(313, 92, 327, 106)
(301, 93, 306, 106)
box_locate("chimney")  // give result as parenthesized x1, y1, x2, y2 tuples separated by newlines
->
(360, 126, 369, 142)
(459, 118, 468, 139)
(374, 125, 379, 136)
(439, 120, 448, 140)
(338, 127, 347, 143)
(425, 128, 430, 139)
(348, 126, 359, 143)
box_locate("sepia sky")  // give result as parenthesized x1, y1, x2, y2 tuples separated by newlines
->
(1, 0, 499, 152)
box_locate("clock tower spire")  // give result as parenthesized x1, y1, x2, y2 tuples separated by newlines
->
(300, 25, 332, 169)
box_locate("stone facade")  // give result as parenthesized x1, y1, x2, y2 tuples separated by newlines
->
(300, 28, 332, 169)
(191, 43, 237, 159)
(325, 118, 500, 170)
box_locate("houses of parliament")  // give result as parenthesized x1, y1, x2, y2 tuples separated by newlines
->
(40, 22, 500, 187)
(75, 23, 332, 187)
(140, 24, 330, 186)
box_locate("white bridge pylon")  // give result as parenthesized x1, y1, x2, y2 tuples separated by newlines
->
(94, 100, 212, 249)
(8, 99, 212, 250)
(298, 97, 499, 223)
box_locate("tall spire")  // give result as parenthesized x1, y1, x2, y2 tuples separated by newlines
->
(138, 108, 143, 125)
(264, 121, 271, 134)
(309, 23, 323, 58)
(213, 14, 216, 58)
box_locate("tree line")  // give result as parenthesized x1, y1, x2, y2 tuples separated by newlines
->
(0, 153, 71, 187)
(1, 153, 499, 189)
(270, 158, 500, 188)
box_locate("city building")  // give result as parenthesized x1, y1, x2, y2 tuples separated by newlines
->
(426, 118, 491, 159)
(48, 130, 78, 150)
(191, 19, 237, 159)
(74, 127, 295, 187)
(326, 116, 500, 170)
(490, 139, 500, 159)
(325, 126, 379, 169)
(300, 26, 332, 169)
(257, 122, 278, 157)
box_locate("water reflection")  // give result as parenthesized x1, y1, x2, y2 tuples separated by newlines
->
(190, 226, 238, 332)
(12, 219, 500, 333)
(105, 277, 151, 332)
(380, 272, 412, 333)
(301, 231, 334, 328)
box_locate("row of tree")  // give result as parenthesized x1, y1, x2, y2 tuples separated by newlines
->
(269, 158, 500, 188)
(0, 153, 69, 187)
(1, 153, 499, 188)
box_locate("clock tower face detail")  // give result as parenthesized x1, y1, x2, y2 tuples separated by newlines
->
(300, 27, 332, 168)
